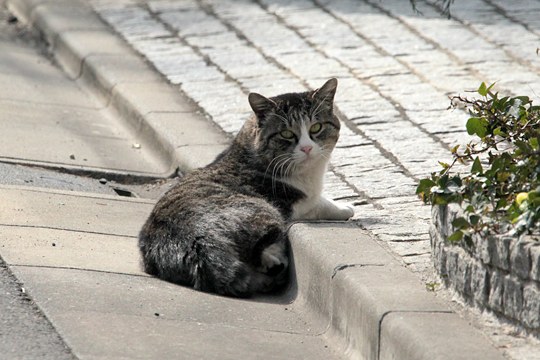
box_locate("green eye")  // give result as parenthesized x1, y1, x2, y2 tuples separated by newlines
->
(309, 123, 322, 134)
(280, 130, 295, 139)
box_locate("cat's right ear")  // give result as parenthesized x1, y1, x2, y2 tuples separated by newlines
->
(248, 93, 276, 121)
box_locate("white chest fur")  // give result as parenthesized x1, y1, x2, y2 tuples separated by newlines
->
(280, 117, 354, 221)
(284, 156, 355, 221)
(285, 158, 327, 220)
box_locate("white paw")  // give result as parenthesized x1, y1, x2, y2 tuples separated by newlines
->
(335, 203, 354, 220)
(260, 242, 288, 273)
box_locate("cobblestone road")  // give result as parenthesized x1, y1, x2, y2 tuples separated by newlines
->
(89, 0, 540, 278)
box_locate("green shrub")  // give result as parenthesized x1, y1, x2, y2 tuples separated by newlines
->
(417, 83, 540, 244)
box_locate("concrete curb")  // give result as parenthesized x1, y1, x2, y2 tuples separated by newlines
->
(289, 223, 504, 360)
(7, 0, 506, 359)
(7, 0, 229, 176)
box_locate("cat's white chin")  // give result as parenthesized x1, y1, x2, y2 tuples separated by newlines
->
(293, 152, 326, 171)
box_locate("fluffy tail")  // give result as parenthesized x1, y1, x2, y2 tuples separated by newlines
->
(139, 226, 289, 298)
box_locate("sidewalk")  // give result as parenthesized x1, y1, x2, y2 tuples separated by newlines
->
(1, 186, 344, 359)
(2, 0, 539, 358)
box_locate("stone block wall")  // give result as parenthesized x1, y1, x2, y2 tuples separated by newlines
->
(431, 204, 540, 335)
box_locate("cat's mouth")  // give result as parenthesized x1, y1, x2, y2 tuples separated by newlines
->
(296, 152, 321, 165)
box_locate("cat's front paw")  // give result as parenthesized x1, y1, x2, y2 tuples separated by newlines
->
(316, 198, 355, 221)
(335, 203, 355, 220)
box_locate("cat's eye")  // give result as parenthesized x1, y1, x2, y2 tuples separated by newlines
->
(280, 130, 295, 139)
(309, 123, 323, 134)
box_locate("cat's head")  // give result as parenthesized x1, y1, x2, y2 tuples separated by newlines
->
(246, 78, 340, 177)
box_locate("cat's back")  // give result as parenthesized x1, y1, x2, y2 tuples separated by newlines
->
(146, 166, 231, 222)
(143, 151, 270, 231)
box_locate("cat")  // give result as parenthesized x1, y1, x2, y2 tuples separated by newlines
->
(139, 78, 354, 297)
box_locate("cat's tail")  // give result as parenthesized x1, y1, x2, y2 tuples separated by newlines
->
(194, 226, 289, 297)
(139, 205, 289, 297)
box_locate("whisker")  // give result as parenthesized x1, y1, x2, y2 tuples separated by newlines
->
(271, 156, 290, 197)
(281, 158, 296, 195)
(319, 145, 331, 160)
(265, 153, 290, 179)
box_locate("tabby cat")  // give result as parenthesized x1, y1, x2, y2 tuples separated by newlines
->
(139, 78, 354, 297)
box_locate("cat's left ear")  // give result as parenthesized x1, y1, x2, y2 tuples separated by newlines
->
(311, 78, 338, 109)
(249, 93, 277, 121)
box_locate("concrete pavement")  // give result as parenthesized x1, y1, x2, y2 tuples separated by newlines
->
(0, 185, 341, 359)
(0, 29, 173, 180)
(1, 0, 538, 358)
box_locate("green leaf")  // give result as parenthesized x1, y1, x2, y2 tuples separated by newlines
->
(516, 96, 530, 104)
(466, 117, 489, 138)
(448, 230, 464, 243)
(452, 217, 470, 229)
(496, 198, 508, 210)
(416, 178, 436, 195)
(496, 172, 511, 182)
(531, 137, 539, 150)
(529, 191, 540, 201)
(493, 127, 507, 137)
(469, 214, 481, 226)
(471, 157, 483, 174)
(494, 96, 509, 111)
(515, 140, 533, 154)
(421, 83, 540, 236)
(478, 82, 488, 97)
(438, 161, 450, 170)
(449, 175, 463, 187)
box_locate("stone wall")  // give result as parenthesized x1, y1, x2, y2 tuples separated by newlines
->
(431, 204, 540, 335)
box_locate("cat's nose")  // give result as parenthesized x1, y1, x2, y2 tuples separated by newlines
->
(300, 145, 312, 154)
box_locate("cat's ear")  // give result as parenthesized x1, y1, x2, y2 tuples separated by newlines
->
(311, 78, 338, 109)
(248, 93, 277, 121)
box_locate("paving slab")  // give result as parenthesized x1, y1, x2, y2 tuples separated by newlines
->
(0, 100, 165, 175)
(0, 185, 153, 236)
(7, 266, 338, 360)
(80, 54, 163, 105)
(110, 82, 231, 172)
(0, 39, 172, 178)
(0, 227, 142, 275)
(0, 51, 97, 108)
(379, 312, 504, 360)
(330, 265, 450, 360)
(7, 0, 231, 176)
